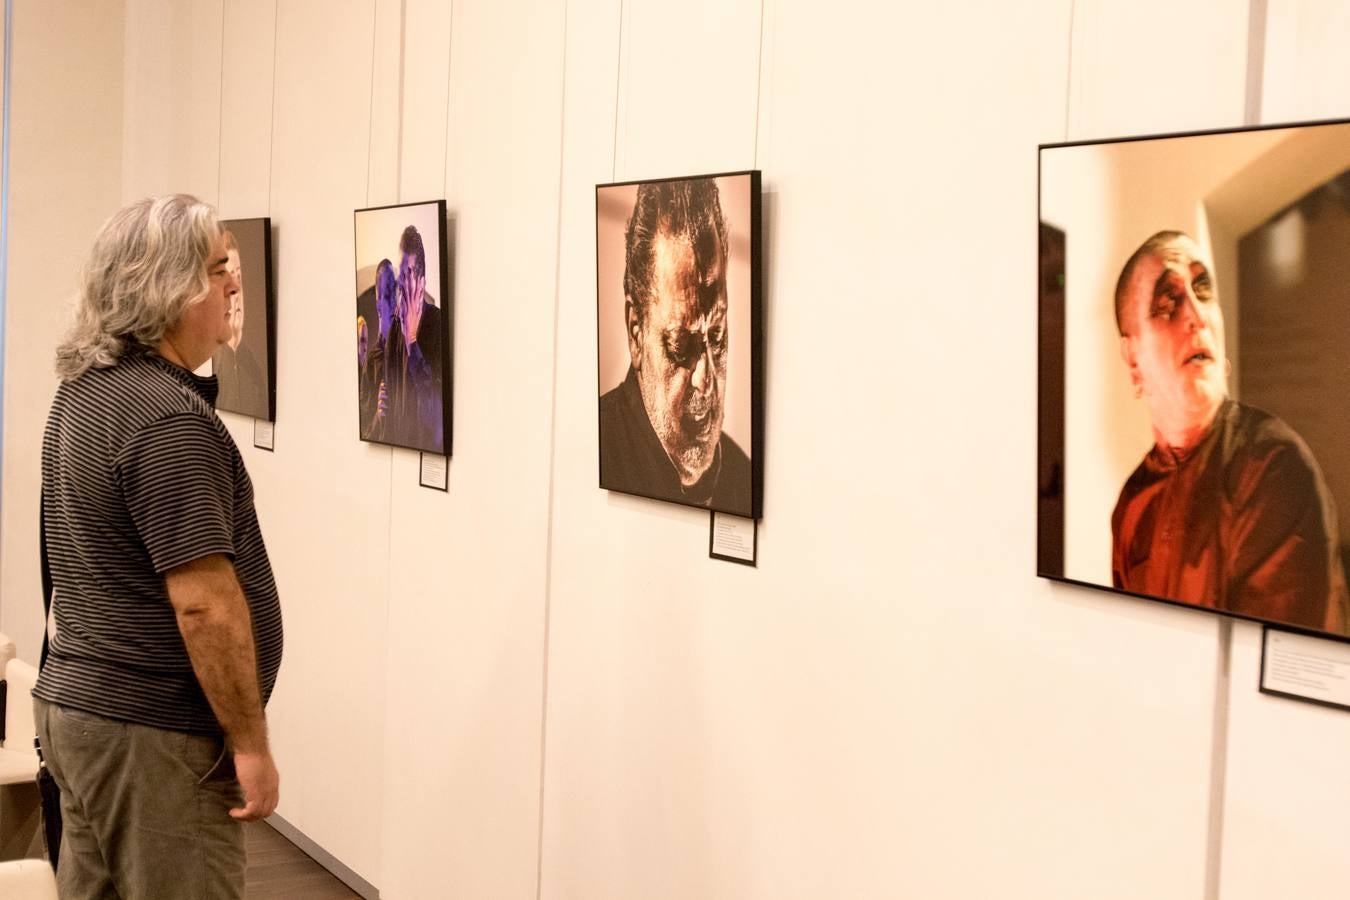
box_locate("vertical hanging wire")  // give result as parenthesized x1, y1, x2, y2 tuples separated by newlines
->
(752, 0, 765, 169)
(0, 0, 12, 523)
(441, 0, 453, 201)
(216, 2, 226, 209)
(267, 1, 280, 215)
(535, 7, 572, 897)
(1062, 0, 1076, 141)
(610, 0, 624, 181)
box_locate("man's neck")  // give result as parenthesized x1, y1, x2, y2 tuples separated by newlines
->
(1151, 400, 1225, 453)
(155, 335, 208, 372)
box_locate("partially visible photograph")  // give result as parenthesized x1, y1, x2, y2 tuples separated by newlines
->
(353, 199, 451, 456)
(212, 217, 274, 421)
(595, 171, 762, 518)
(1039, 119, 1350, 639)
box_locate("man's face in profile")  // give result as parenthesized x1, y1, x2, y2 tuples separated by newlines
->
(1120, 234, 1228, 438)
(225, 248, 244, 351)
(629, 229, 728, 486)
(375, 266, 396, 342)
(357, 317, 369, 369)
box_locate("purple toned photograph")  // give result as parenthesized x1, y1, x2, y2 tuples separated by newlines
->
(353, 199, 451, 456)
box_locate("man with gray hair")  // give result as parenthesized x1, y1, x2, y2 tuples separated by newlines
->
(34, 194, 284, 897)
(599, 178, 751, 512)
(1111, 229, 1347, 633)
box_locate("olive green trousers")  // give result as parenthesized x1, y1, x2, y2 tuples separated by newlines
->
(32, 698, 245, 899)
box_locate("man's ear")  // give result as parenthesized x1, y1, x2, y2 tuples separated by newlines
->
(625, 296, 643, 370)
(1119, 334, 1143, 394)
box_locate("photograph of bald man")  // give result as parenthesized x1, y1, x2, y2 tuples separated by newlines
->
(1111, 231, 1347, 632)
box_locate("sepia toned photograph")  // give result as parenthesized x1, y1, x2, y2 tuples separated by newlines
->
(1039, 118, 1350, 639)
(353, 199, 451, 456)
(212, 217, 274, 421)
(596, 171, 762, 518)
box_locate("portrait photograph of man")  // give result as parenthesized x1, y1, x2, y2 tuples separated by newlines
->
(353, 199, 451, 456)
(596, 171, 762, 518)
(212, 217, 274, 421)
(1039, 120, 1350, 638)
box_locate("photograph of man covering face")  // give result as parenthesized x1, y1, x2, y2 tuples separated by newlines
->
(596, 172, 761, 518)
(1039, 120, 1350, 638)
(353, 200, 450, 457)
(211, 218, 274, 421)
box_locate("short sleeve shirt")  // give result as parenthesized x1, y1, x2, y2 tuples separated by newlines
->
(34, 352, 283, 735)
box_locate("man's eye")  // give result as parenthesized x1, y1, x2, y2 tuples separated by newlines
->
(664, 333, 702, 367)
(1193, 276, 1213, 300)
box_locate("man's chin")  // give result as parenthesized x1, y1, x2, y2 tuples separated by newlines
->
(671, 444, 718, 488)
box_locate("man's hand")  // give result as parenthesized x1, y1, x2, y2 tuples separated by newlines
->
(375, 380, 388, 420)
(230, 749, 280, 821)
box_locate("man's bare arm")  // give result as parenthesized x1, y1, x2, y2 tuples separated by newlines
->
(165, 553, 279, 820)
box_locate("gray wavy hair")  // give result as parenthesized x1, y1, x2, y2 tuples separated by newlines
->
(55, 194, 220, 380)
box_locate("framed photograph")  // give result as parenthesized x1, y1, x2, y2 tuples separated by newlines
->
(353, 199, 452, 456)
(213, 217, 275, 421)
(595, 170, 763, 518)
(1039, 118, 1350, 640)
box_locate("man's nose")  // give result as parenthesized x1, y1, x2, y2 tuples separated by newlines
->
(1179, 291, 1204, 331)
(690, 342, 712, 392)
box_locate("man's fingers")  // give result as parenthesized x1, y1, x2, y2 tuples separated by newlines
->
(229, 795, 278, 821)
(229, 799, 262, 821)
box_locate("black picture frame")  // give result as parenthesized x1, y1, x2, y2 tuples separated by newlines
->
(353, 199, 453, 457)
(214, 217, 275, 422)
(1037, 117, 1350, 643)
(595, 169, 763, 519)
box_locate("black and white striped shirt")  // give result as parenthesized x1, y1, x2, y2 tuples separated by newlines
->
(35, 352, 283, 735)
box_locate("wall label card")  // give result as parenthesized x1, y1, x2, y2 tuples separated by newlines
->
(419, 453, 448, 492)
(1260, 627, 1350, 713)
(253, 419, 275, 451)
(709, 511, 756, 566)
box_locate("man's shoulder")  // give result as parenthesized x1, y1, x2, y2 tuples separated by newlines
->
(711, 432, 754, 514)
(1225, 402, 1318, 468)
(62, 356, 220, 440)
(719, 432, 751, 469)
(1221, 402, 1327, 499)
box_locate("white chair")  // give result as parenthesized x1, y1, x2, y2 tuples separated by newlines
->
(0, 657, 40, 786)
(0, 858, 58, 898)
(0, 657, 43, 861)
(0, 633, 15, 674)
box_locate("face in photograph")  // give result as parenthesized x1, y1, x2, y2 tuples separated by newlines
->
(375, 259, 397, 342)
(626, 183, 730, 487)
(224, 235, 245, 352)
(1117, 232, 1228, 445)
(629, 233, 728, 485)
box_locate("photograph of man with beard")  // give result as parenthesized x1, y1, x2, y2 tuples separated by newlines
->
(1111, 230, 1348, 633)
(211, 219, 273, 420)
(596, 173, 760, 518)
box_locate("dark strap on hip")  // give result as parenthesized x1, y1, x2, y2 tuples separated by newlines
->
(39, 490, 52, 671)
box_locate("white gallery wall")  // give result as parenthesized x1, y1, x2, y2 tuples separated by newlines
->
(2, 1, 1349, 898)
